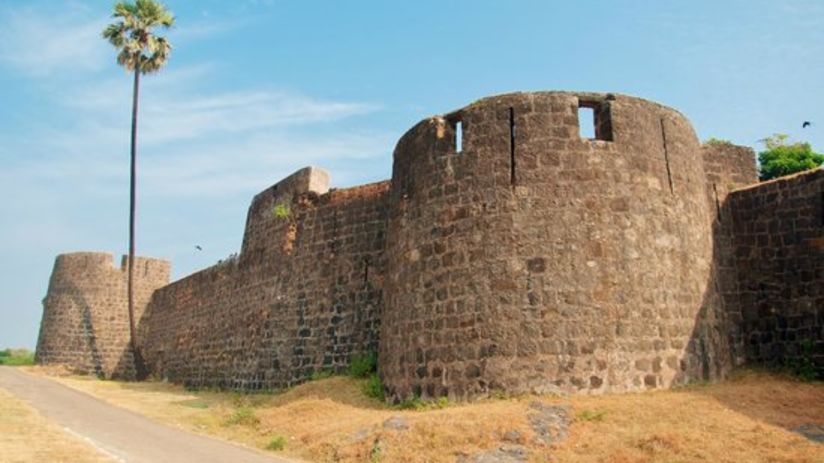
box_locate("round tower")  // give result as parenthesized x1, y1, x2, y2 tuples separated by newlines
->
(381, 91, 722, 401)
(35, 252, 170, 377)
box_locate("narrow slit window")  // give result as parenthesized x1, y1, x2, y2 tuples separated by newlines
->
(820, 192, 824, 226)
(578, 106, 596, 139)
(509, 107, 516, 185)
(455, 120, 463, 153)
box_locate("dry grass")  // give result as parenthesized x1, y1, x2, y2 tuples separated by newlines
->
(26, 368, 824, 463)
(0, 386, 114, 463)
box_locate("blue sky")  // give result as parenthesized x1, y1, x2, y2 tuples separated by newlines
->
(1, 0, 822, 349)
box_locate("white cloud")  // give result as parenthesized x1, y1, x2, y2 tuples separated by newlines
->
(0, 7, 109, 76)
(5, 58, 389, 200)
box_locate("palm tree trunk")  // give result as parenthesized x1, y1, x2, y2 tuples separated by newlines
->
(128, 65, 146, 380)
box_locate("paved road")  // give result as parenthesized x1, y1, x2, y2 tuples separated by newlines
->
(0, 367, 295, 463)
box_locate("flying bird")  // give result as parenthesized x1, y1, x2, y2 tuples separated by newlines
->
(803, 121, 812, 128)
(195, 245, 202, 251)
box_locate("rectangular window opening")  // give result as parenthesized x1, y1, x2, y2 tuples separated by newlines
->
(578, 106, 596, 139)
(455, 120, 463, 154)
(578, 100, 614, 142)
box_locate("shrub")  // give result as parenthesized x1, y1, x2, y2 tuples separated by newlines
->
(363, 374, 385, 401)
(265, 435, 287, 451)
(349, 352, 377, 378)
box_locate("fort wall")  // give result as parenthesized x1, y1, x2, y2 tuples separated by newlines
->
(35, 252, 170, 377)
(35, 90, 821, 399)
(139, 168, 389, 389)
(725, 169, 824, 376)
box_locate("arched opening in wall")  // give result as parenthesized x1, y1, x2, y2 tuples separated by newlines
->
(578, 99, 613, 142)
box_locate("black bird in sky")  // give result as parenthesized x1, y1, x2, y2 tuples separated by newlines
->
(195, 245, 202, 251)
(803, 121, 812, 128)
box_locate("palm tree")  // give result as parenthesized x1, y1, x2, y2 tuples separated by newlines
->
(102, 0, 174, 380)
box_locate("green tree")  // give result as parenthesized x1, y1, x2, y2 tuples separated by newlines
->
(102, 0, 174, 379)
(758, 134, 824, 181)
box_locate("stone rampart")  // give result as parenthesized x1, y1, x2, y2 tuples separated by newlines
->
(37, 90, 821, 399)
(139, 168, 389, 389)
(724, 169, 824, 376)
(35, 252, 170, 377)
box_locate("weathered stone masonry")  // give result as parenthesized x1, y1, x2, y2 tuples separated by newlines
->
(36, 253, 170, 377)
(36, 91, 823, 399)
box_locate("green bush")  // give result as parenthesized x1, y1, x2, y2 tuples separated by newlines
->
(265, 435, 287, 451)
(363, 374, 385, 401)
(349, 352, 377, 378)
(758, 134, 824, 181)
(0, 349, 34, 366)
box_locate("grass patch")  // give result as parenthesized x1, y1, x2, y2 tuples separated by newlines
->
(265, 435, 287, 451)
(223, 407, 259, 427)
(174, 398, 210, 409)
(577, 409, 606, 422)
(310, 369, 334, 381)
(397, 395, 425, 410)
(0, 348, 35, 366)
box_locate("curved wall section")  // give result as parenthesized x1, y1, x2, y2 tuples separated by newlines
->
(381, 92, 724, 400)
(35, 252, 170, 377)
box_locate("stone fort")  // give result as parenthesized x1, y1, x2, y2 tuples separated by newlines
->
(35, 91, 823, 401)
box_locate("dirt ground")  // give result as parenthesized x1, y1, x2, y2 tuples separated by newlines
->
(26, 367, 824, 463)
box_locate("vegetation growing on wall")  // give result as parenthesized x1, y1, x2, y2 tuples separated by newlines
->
(704, 137, 734, 147)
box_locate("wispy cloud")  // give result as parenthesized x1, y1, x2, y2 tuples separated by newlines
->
(0, 6, 108, 77)
(6, 55, 387, 199)
(40, 66, 382, 155)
